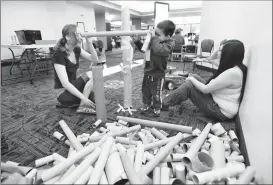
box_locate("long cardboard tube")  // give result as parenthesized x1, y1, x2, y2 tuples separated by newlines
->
(53, 153, 66, 162)
(153, 167, 161, 184)
(6, 161, 20, 166)
(143, 137, 171, 151)
(88, 137, 114, 184)
(58, 147, 101, 184)
(59, 120, 84, 151)
(141, 32, 151, 52)
(93, 119, 102, 128)
(82, 30, 149, 37)
(53, 131, 65, 141)
(99, 171, 109, 184)
(41, 143, 96, 182)
(209, 140, 225, 169)
(117, 143, 145, 184)
(105, 144, 127, 184)
(25, 168, 37, 179)
(57, 164, 76, 183)
(211, 123, 226, 136)
(138, 131, 149, 144)
(228, 130, 239, 143)
(236, 166, 256, 184)
(1, 162, 32, 176)
(191, 152, 214, 172)
(117, 116, 192, 133)
(116, 136, 137, 145)
(35, 155, 54, 167)
(182, 123, 212, 167)
(74, 166, 93, 184)
(118, 120, 128, 126)
(88, 125, 141, 142)
(175, 163, 186, 183)
(140, 132, 184, 175)
(192, 163, 245, 184)
(43, 174, 62, 184)
(150, 127, 167, 140)
(160, 167, 170, 184)
(134, 141, 145, 172)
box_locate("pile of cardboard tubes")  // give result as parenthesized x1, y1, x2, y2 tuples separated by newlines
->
(1, 117, 257, 184)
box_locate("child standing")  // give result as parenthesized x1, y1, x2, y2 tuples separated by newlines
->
(140, 20, 176, 117)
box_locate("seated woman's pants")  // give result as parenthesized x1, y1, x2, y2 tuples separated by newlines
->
(57, 73, 95, 106)
(163, 76, 229, 121)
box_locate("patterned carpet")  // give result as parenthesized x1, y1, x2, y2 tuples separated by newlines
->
(1, 50, 236, 167)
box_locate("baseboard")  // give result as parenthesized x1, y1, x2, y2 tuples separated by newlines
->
(235, 115, 250, 166)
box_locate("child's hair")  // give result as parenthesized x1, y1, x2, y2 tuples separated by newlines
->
(156, 20, 176, 37)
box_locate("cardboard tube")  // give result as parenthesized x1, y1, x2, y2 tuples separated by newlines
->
(202, 142, 211, 151)
(143, 138, 171, 151)
(116, 136, 137, 145)
(43, 175, 62, 184)
(134, 141, 145, 172)
(225, 148, 232, 157)
(191, 152, 214, 172)
(209, 140, 225, 169)
(53, 153, 66, 162)
(59, 120, 84, 151)
(1, 162, 32, 176)
(35, 155, 54, 167)
(117, 116, 192, 133)
(92, 65, 107, 122)
(186, 180, 194, 184)
(236, 166, 256, 184)
(138, 131, 148, 145)
(211, 123, 226, 136)
(175, 163, 186, 183)
(92, 119, 102, 128)
(187, 168, 196, 180)
(174, 145, 184, 154)
(229, 130, 239, 143)
(105, 144, 127, 184)
(118, 120, 128, 126)
(153, 167, 161, 184)
(117, 143, 145, 184)
(160, 167, 170, 184)
(141, 32, 151, 52)
(192, 163, 245, 184)
(229, 141, 241, 154)
(227, 177, 237, 184)
(53, 131, 65, 141)
(201, 148, 209, 154)
(99, 127, 108, 133)
(150, 127, 167, 140)
(59, 147, 101, 184)
(57, 164, 76, 183)
(6, 161, 20, 166)
(88, 137, 114, 184)
(169, 178, 184, 185)
(182, 123, 212, 167)
(65, 140, 70, 146)
(181, 143, 191, 152)
(230, 151, 240, 156)
(82, 30, 149, 37)
(74, 166, 93, 184)
(159, 129, 169, 137)
(25, 168, 37, 180)
(226, 155, 245, 163)
(140, 132, 184, 175)
(41, 143, 96, 182)
(99, 171, 109, 184)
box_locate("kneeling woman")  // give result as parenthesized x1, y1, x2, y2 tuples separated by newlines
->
(163, 40, 247, 121)
(53, 24, 99, 113)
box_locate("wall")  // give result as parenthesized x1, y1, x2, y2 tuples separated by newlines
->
(1, 1, 96, 60)
(95, 13, 107, 49)
(199, 1, 272, 183)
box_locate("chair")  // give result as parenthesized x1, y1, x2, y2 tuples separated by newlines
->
(171, 43, 184, 62)
(198, 39, 214, 58)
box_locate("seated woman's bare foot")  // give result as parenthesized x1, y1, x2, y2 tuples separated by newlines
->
(76, 105, 96, 114)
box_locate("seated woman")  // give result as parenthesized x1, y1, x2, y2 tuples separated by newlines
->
(163, 40, 247, 121)
(53, 24, 99, 113)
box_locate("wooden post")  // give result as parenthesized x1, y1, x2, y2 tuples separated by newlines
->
(92, 66, 107, 122)
(121, 6, 132, 109)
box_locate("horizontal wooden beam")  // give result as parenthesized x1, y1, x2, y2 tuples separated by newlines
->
(81, 30, 149, 37)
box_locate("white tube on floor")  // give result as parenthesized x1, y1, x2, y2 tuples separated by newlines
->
(57, 164, 76, 183)
(159, 130, 169, 137)
(182, 123, 212, 167)
(228, 130, 239, 143)
(58, 147, 101, 184)
(211, 123, 226, 136)
(209, 140, 226, 169)
(1, 162, 32, 176)
(25, 168, 37, 179)
(236, 166, 256, 184)
(192, 128, 201, 136)
(134, 141, 145, 172)
(35, 155, 54, 167)
(118, 120, 128, 126)
(191, 152, 214, 172)
(150, 127, 167, 140)
(160, 167, 170, 184)
(230, 151, 240, 156)
(53, 153, 66, 162)
(88, 137, 114, 184)
(53, 131, 65, 141)
(153, 167, 161, 184)
(140, 133, 184, 175)
(229, 140, 241, 154)
(192, 163, 245, 184)
(41, 143, 96, 182)
(175, 163, 186, 183)
(226, 155, 245, 163)
(74, 166, 94, 185)
(105, 144, 127, 184)
(143, 138, 171, 151)
(138, 131, 149, 144)
(93, 119, 102, 128)
(127, 148, 136, 165)
(59, 120, 83, 151)
(99, 171, 109, 184)
(116, 136, 137, 145)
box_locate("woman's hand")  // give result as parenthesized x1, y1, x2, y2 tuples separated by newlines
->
(81, 97, 95, 108)
(186, 76, 195, 82)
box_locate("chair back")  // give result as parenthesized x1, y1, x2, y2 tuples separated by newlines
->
(201, 39, 214, 53)
(173, 43, 183, 53)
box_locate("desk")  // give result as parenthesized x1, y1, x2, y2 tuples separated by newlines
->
(1, 44, 55, 84)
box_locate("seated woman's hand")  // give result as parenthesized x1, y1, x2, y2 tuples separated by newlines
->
(186, 76, 195, 82)
(81, 97, 95, 108)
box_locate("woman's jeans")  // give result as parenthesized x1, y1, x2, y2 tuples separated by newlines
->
(163, 74, 229, 121)
(57, 73, 95, 106)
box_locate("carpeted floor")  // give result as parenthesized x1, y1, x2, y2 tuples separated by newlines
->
(1, 50, 236, 167)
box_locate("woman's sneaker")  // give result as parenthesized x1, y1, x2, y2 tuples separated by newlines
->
(149, 109, 161, 117)
(139, 105, 151, 114)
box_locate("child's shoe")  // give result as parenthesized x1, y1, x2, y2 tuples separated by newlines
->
(139, 104, 151, 114)
(149, 109, 161, 117)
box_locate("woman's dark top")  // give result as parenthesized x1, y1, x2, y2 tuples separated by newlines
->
(52, 46, 81, 89)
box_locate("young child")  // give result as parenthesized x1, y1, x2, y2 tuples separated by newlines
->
(92, 39, 107, 68)
(140, 20, 176, 117)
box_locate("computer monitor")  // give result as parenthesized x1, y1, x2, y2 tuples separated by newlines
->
(15, 30, 42, 45)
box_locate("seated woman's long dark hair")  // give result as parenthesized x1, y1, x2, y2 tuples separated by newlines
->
(206, 40, 248, 103)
